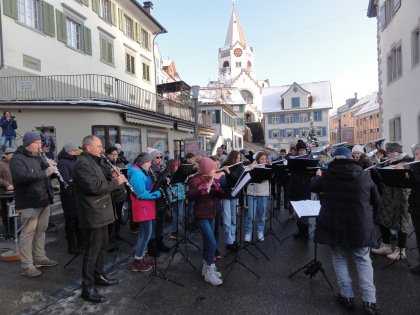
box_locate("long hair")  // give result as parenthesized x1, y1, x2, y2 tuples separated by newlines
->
(224, 150, 240, 166)
(255, 152, 268, 164)
(166, 159, 178, 175)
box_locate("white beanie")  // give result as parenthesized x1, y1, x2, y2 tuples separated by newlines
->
(352, 145, 364, 154)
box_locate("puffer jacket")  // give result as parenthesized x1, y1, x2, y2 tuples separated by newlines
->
(57, 148, 77, 219)
(246, 161, 270, 197)
(72, 152, 120, 229)
(408, 162, 420, 216)
(9, 146, 53, 210)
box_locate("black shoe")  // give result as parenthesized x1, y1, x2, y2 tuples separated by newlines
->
(81, 288, 105, 303)
(226, 242, 239, 251)
(157, 238, 171, 253)
(94, 275, 119, 286)
(336, 294, 354, 310)
(363, 301, 379, 315)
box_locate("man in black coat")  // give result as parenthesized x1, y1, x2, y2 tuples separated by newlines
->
(310, 147, 380, 315)
(10, 132, 58, 277)
(72, 135, 126, 303)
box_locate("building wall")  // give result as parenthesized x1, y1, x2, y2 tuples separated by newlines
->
(354, 111, 380, 143)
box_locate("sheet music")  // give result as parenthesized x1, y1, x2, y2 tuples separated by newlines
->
(290, 200, 320, 217)
(232, 171, 251, 197)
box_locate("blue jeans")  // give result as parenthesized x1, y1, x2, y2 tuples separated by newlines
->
(186, 200, 194, 224)
(330, 246, 376, 303)
(171, 199, 184, 233)
(1, 135, 15, 152)
(222, 198, 238, 245)
(246, 196, 268, 235)
(135, 220, 152, 258)
(197, 218, 216, 265)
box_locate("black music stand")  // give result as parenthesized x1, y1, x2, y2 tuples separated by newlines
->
(268, 163, 288, 228)
(288, 200, 334, 291)
(376, 168, 416, 271)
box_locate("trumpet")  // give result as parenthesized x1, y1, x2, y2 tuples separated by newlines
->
(38, 149, 69, 188)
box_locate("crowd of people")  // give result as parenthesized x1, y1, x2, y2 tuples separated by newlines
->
(0, 111, 419, 314)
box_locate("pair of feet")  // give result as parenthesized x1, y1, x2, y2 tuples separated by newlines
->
(337, 294, 379, 314)
(21, 259, 58, 277)
(81, 275, 119, 303)
(244, 232, 264, 242)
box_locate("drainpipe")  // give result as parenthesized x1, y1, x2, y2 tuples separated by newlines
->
(0, 5, 5, 69)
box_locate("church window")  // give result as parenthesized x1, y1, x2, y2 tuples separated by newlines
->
(240, 90, 253, 104)
(223, 61, 230, 67)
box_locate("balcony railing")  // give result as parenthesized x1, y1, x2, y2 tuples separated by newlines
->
(0, 74, 211, 127)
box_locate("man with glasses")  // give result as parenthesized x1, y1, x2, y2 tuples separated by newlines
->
(73, 135, 127, 303)
(10, 132, 59, 277)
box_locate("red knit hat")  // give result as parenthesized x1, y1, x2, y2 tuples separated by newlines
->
(198, 157, 217, 175)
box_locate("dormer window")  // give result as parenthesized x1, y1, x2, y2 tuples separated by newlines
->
(223, 61, 230, 67)
(292, 97, 300, 108)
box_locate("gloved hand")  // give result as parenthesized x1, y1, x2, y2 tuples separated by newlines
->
(198, 184, 208, 194)
(212, 181, 221, 191)
(45, 166, 57, 177)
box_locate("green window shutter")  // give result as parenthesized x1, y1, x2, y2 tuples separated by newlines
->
(56, 10, 67, 43)
(92, 0, 99, 12)
(134, 22, 139, 42)
(136, 24, 141, 43)
(239, 105, 244, 113)
(84, 26, 92, 55)
(240, 118, 244, 125)
(42, 1, 55, 37)
(389, 119, 395, 141)
(215, 110, 221, 124)
(3, 0, 18, 19)
(118, 8, 124, 31)
(100, 38, 107, 61)
(110, 2, 117, 26)
(148, 32, 152, 51)
(107, 41, 113, 64)
(82, 0, 89, 6)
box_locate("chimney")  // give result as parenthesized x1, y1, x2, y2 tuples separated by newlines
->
(143, 1, 153, 16)
(354, 92, 358, 101)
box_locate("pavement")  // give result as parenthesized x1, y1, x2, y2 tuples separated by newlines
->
(1, 203, 420, 315)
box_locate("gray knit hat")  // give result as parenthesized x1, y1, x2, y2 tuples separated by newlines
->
(64, 141, 79, 153)
(136, 153, 153, 166)
(23, 132, 41, 147)
(148, 149, 161, 159)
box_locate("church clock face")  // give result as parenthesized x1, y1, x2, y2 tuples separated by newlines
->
(233, 48, 243, 57)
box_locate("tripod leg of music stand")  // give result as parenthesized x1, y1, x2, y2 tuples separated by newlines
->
(288, 259, 314, 278)
(63, 253, 80, 269)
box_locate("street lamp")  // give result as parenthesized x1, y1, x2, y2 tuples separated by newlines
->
(191, 85, 200, 140)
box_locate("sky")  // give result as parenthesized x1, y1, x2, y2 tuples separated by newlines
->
(152, 0, 378, 108)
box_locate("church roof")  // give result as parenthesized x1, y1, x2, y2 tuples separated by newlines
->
(262, 81, 333, 113)
(224, 8, 246, 49)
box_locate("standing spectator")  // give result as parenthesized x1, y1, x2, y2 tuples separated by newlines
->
(72, 135, 127, 303)
(57, 141, 81, 255)
(216, 147, 227, 163)
(40, 127, 56, 160)
(115, 143, 128, 165)
(10, 132, 58, 277)
(0, 148, 15, 237)
(310, 146, 380, 314)
(0, 111, 18, 152)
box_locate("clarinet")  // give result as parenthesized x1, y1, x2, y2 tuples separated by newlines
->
(101, 154, 140, 200)
(149, 167, 171, 206)
(38, 149, 69, 189)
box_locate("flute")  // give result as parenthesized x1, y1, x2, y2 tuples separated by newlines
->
(364, 157, 398, 171)
(101, 154, 140, 199)
(216, 161, 243, 172)
(207, 174, 215, 193)
(38, 149, 69, 188)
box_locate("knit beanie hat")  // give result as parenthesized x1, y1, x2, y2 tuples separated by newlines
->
(332, 147, 352, 159)
(352, 144, 364, 154)
(386, 143, 403, 153)
(412, 144, 420, 156)
(23, 132, 41, 147)
(115, 143, 122, 150)
(64, 141, 78, 152)
(136, 153, 153, 166)
(296, 140, 306, 151)
(318, 151, 328, 158)
(198, 157, 217, 175)
(148, 149, 161, 159)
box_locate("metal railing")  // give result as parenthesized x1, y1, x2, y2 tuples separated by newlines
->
(0, 74, 211, 127)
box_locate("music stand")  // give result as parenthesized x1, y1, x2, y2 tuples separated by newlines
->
(288, 200, 334, 291)
(267, 163, 288, 227)
(376, 168, 416, 271)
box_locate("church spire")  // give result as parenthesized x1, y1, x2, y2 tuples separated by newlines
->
(224, 8, 246, 48)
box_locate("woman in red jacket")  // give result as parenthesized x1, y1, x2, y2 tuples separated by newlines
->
(187, 158, 224, 285)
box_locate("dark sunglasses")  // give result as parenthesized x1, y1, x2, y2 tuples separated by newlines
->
(155, 156, 162, 159)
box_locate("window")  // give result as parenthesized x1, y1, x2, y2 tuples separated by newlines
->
(299, 127, 307, 137)
(299, 113, 308, 123)
(345, 131, 353, 140)
(126, 53, 135, 74)
(141, 28, 151, 50)
(292, 97, 300, 108)
(387, 45, 402, 83)
(142, 62, 150, 82)
(316, 127, 322, 137)
(236, 62, 242, 68)
(380, 0, 400, 31)
(285, 114, 293, 123)
(286, 129, 293, 137)
(223, 61, 229, 67)
(272, 115, 279, 124)
(413, 27, 420, 66)
(66, 18, 81, 50)
(389, 116, 401, 141)
(313, 111, 322, 122)
(272, 130, 280, 138)
(100, 37, 114, 66)
(17, 0, 38, 29)
(99, 0, 110, 22)
(124, 14, 134, 38)
(240, 90, 253, 104)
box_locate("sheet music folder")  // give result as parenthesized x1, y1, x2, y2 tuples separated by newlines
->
(376, 168, 416, 189)
(290, 200, 321, 218)
(249, 167, 273, 183)
(287, 158, 319, 172)
(232, 171, 251, 197)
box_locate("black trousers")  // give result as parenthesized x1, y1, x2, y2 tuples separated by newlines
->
(1, 200, 12, 234)
(411, 214, 420, 261)
(65, 217, 82, 248)
(81, 225, 108, 289)
(214, 211, 222, 248)
(379, 224, 407, 248)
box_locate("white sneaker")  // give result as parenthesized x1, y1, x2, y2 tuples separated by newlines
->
(204, 264, 223, 285)
(258, 232, 264, 242)
(244, 234, 251, 242)
(202, 260, 221, 277)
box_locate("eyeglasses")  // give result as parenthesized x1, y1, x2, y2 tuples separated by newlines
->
(155, 156, 162, 159)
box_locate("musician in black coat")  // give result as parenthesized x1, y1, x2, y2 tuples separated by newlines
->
(408, 144, 420, 274)
(310, 147, 380, 313)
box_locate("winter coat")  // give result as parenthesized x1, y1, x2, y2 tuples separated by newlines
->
(72, 152, 120, 229)
(221, 163, 244, 199)
(408, 162, 420, 216)
(9, 146, 54, 210)
(376, 153, 412, 233)
(40, 133, 56, 160)
(118, 151, 128, 165)
(57, 148, 77, 219)
(0, 117, 17, 137)
(187, 174, 224, 219)
(246, 162, 270, 197)
(0, 157, 13, 194)
(311, 158, 380, 248)
(127, 164, 161, 222)
(150, 162, 169, 212)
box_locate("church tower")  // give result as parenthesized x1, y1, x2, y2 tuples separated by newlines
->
(217, 5, 267, 122)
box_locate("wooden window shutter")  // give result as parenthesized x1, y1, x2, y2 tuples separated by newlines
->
(118, 8, 124, 31)
(56, 9, 67, 43)
(110, 2, 117, 26)
(100, 38, 107, 61)
(293, 128, 299, 137)
(280, 114, 285, 123)
(107, 41, 113, 64)
(84, 26, 92, 55)
(240, 118, 244, 125)
(148, 32, 152, 51)
(389, 119, 395, 141)
(42, 1, 55, 37)
(134, 22, 138, 42)
(268, 115, 272, 124)
(322, 127, 326, 137)
(268, 130, 272, 139)
(3, 0, 18, 19)
(215, 110, 221, 124)
(92, 0, 99, 13)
